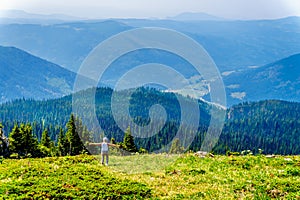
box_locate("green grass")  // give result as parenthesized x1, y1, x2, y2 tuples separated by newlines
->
(0, 155, 151, 199)
(102, 154, 179, 174)
(1, 154, 300, 199)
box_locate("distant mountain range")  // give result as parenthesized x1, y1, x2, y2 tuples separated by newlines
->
(0, 20, 131, 72)
(167, 12, 225, 21)
(0, 10, 224, 23)
(0, 45, 299, 106)
(224, 53, 300, 105)
(0, 46, 93, 102)
(0, 9, 85, 24)
(0, 13, 300, 106)
(1, 17, 300, 73)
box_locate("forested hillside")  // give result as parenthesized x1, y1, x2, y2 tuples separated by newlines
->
(0, 87, 211, 153)
(0, 87, 300, 155)
(213, 100, 300, 154)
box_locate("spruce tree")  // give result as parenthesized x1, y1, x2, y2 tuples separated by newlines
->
(41, 129, 52, 148)
(57, 127, 66, 156)
(20, 123, 39, 157)
(123, 126, 137, 152)
(65, 114, 84, 155)
(75, 116, 92, 147)
(8, 124, 23, 156)
(9, 123, 39, 157)
(39, 129, 54, 157)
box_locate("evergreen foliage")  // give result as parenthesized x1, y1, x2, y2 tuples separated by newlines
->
(39, 129, 54, 157)
(9, 123, 39, 157)
(65, 114, 84, 156)
(123, 127, 138, 153)
(0, 87, 299, 155)
(40, 129, 52, 148)
(212, 100, 300, 154)
(8, 124, 22, 155)
(57, 127, 66, 156)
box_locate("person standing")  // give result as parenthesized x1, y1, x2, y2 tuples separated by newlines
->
(89, 137, 119, 165)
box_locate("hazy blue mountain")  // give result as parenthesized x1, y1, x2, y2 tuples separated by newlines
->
(0, 9, 82, 20)
(224, 53, 300, 105)
(0, 21, 132, 72)
(1, 44, 298, 107)
(0, 46, 93, 103)
(1, 17, 300, 73)
(119, 17, 300, 71)
(1, 16, 300, 106)
(167, 12, 225, 21)
(0, 9, 85, 24)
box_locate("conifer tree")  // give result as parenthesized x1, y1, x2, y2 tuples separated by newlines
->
(123, 126, 137, 152)
(39, 129, 54, 157)
(57, 127, 66, 156)
(8, 124, 23, 156)
(41, 129, 52, 148)
(75, 116, 92, 147)
(9, 123, 39, 157)
(20, 123, 39, 157)
(65, 114, 84, 155)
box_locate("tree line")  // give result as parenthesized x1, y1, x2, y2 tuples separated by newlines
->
(0, 114, 142, 158)
(0, 114, 84, 158)
(1, 87, 300, 156)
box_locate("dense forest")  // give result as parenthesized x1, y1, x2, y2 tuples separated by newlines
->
(0, 87, 300, 156)
(214, 100, 300, 154)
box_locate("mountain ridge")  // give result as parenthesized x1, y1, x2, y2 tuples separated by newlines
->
(224, 53, 300, 105)
(0, 45, 93, 103)
(1, 17, 300, 73)
(1, 45, 300, 106)
(0, 9, 86, 24)
(167, 12, 225, 21)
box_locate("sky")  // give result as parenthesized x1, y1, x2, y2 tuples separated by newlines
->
(1, 0, 300, 20)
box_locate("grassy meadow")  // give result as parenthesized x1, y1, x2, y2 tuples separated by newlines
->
(1, 154, 300, 199)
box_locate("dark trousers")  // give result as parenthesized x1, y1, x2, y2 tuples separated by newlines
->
(101, 151, 109, 165)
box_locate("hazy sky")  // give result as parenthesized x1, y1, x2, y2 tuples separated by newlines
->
(1, 0, 300, 19)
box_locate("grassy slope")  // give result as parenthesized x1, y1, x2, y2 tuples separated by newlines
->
(1, 154, 300, 199)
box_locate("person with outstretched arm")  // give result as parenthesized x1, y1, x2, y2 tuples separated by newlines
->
(89, 137, 119, 166)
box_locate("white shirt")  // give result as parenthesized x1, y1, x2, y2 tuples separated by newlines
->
(101, 142, 109, 152)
